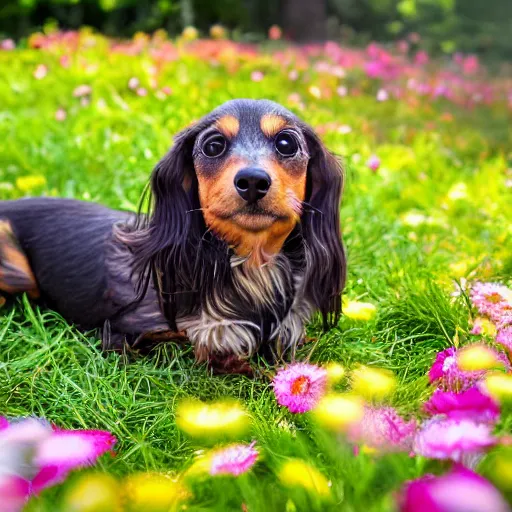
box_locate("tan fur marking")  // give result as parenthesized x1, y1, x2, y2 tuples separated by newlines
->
(0, 220, 39, 298)
(215, 115, 240, 138)
(260, 114, 288, 138)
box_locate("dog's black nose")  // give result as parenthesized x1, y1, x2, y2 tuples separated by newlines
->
(234, 168, 271, 203)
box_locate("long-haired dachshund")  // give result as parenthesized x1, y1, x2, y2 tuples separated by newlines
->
(0, 99, 346, 373)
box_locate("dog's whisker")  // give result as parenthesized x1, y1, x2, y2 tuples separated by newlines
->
(301, 201, 323, 215)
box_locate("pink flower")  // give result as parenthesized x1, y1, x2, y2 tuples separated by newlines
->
(73, 84, 92, 98)
(424, 388, 500, 424)
(0, 417, 116, 498)
(348, 406, 417, 453)
(55, 108, 67, 122)
(397, 40, 409, 54)
(366, 155, 380, 172)
(250, 71, 264, 82)
(33, 64, 48, 80)
(136, 87, 148, 97)
(1, 39, 15, 50)
(414, 51, 429, 66)
(496, 326, 512, 353)
(427, 347, 508, 391)
(59, 55, 70, 68)
(210, 442, 258, 476)
(161, 86, 173, 95)
(470, 282, 512, 323)
(288, 70, 299, 81)
(336, 86, 348, 97)
(413, 417, 496, 462)
(462, 55, 479, 75)
(376, 89, 389, 102)
(268, 25, 282, 41)
(400, 466, 510, 512)
(128, 77, 140, 90)
(0, 475, 29, 512)
(273, 363, 327, 413)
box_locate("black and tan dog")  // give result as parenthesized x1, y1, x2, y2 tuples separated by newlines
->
(0, 99, 346, 372)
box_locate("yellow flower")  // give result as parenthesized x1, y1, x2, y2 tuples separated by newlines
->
(182, 26, 199, 41)
(484, 373, 512, 402)
(351, 366, 397, 400)
(324, 363, 345, 385)
(278, 459, 331, 497)
(308, 85, 322, 99)
(488, 449, 512, 490)
(124, 473, 189, 512)
(176, 399, 250, 440)
(183, 451, 214, 478)
(457, 345, 504, 372)
(343, 300, 377, 321)
(63, 473, 121, 512)
(313, 393, 364, 432)
(447, 182, 468, 201)
(471, 317, 497, 337)
(209, 24, 226, 40)
(16, 175, 46, 192)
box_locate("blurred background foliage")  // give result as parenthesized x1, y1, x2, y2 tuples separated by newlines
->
(1, 0, 512, 59)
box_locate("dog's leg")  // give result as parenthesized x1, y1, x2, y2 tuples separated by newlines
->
(0, 220, 39, 299)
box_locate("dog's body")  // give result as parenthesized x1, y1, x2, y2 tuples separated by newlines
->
(0, 99, 346, 371)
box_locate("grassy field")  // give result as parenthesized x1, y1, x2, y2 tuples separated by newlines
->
(1, 30, 512, 511)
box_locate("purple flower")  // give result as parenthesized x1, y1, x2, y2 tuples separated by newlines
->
(413, 417, 496, 463)
(423, 388, 500, 424)
(273, 363, 327, 413)
(366, 155, 380, 172)
(400, 466, 510, 512)
(348, 406, 417, 453)
(210, 442, 258, 476)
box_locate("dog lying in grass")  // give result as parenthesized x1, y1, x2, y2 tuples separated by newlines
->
(0, 99, 346, 373)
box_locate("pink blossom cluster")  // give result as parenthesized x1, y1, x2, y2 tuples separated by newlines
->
(0, 416, 116, 511)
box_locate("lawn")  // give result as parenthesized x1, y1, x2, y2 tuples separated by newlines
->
(1, 30, 512, 511)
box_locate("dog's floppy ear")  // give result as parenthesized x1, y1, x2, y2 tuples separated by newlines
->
(300, 125, 346, 329)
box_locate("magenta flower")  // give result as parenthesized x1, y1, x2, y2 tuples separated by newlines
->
(400, 466, 510, 512)
(273, 363, 327, 413)
(210, 442, 258, 476)
(366, 155, 380, 172)
(423, 388, 500, 424)
(0, 417, 116, 501)
(413, 417, 496, 463)
(470, 282, 512, 324)
(0, 475, 30, 512)
(496, 326, 512, 353)
(348, 406, 417, 453)
(427, 347, 509, 391)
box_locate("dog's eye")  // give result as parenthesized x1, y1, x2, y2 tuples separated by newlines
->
(202, 134, 226, 158)
(274, 131, 299, 157)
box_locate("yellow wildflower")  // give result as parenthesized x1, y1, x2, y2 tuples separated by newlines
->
(210, 24, 226, 40)
(63, 473, 121, 512)
(16, 175, 46, 192)
(457, 344, 504, 372)
(278, 459, 331, 497)
(351, 366, 397, 400)
(324, 363, 345, 385)
(343, 300, 377, 321)
(484, 373, 512, 402)
(124, 473, 188, 512)
(182, 26, 199, 41)
(313, 393, 364, 432)
(176, 399, 250, 440)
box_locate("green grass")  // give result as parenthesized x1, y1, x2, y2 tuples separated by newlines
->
(1, 32, 511, 511)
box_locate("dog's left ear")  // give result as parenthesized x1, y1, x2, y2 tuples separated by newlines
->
(300, 125, 347, 329)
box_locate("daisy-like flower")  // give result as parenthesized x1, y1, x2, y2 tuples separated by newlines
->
(428, 346, 509, 392)
(423, 387, 500, 424)
(400, 466, 510, 512)
(413, 417, 496, 463)
(210, 442, 258, 476)
(273, 363, 327, 413)
(348, 406, 417, 453)
(343, 300, 377, 321)
(470, 282, 512, 323)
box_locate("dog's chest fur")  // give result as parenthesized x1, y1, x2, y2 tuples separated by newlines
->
(106, 240, 312, 356)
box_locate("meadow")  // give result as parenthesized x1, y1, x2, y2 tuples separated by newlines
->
(1, 29, 512, 511)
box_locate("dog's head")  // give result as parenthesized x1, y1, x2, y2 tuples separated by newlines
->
(135, 99, 346, 329)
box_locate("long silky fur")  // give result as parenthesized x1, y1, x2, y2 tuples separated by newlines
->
(118, 100, 346, 357)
